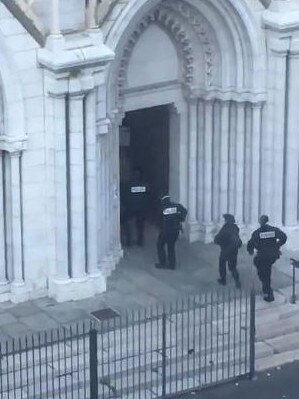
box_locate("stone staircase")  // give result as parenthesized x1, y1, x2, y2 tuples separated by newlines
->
(1, 290, 299, 398)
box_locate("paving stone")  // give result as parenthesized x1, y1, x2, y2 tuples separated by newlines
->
(0, 330, 11, 343)
(44, 307, 89, 323)
(32, 297, 58, 309)
(8, 301, 41, 318)
(1, 322, 32, 339)
(0, 301, 17, 311)
(0, 312, 18, 326)
(19, 314, 59, 332)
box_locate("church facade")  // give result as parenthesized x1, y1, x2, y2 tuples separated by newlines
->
(0, 0, 298, 302)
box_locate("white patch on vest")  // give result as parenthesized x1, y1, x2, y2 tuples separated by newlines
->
(260, 231, 275, 239)
(163, 207, 177, 215)
(131, 186, 146, 193)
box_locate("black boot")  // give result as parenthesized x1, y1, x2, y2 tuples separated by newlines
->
(234, 277, 241, 289)
(263, 291, 274, 302)
(155, 263, 167, 269)
(217, 277, 226, 286)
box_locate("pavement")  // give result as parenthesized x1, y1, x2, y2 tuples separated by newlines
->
(1, 225, 299, 370)
(177, 361, 299, 399)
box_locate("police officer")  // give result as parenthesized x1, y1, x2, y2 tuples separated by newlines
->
(247, 215, 287, 302)
(122, 168, 149, 247)
(156, 195, 187, 270)
(214, 214, 242, 288)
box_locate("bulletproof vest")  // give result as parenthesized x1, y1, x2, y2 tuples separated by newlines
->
(256, 225, 278, 254)
(127, 180, 149, 213)
(162, 203, 183, 231)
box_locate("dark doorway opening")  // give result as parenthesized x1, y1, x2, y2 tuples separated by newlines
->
(119, 105, 170, 226)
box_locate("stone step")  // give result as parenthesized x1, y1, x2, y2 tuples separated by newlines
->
(264, 331, 299, 354)
(2, 330, 275, 397)
(6, 292, 299, 398)
(3, 348, 250, 399)
(256, 316, 299, 341)
(256, 348, 299, 372)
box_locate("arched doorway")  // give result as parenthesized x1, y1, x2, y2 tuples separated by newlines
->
(99, 0, 267, 271)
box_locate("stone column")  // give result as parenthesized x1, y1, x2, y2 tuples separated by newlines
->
(0, 152, 8, 291)
(244, 105, 252, 225)
(96, 118, 110, 264)
(212, 101, 221, 222)
(85, 89, 100, 276)
(270, 50, 287, 225)
(87, 0, 97, 29)
(235, 102, 245, 224)
(51, 0, 61, 35)
(188, 98, 198, 239)
(284, 50, 299, 225)
(179, 102, 188, 207)
(228, 102, 236, 215)
(53, 93, 69, 281)
(69, 93, 87, 281)
(197, 100, 205, 224)
(10, 151, 24, 288)
(110, 114, 122, 256)
(219, 101, 230, 217)
(250, 103, 262, 225)
(203, 100, 213, 224)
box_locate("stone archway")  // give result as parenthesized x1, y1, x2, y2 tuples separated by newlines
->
(98, 0, 267, 269)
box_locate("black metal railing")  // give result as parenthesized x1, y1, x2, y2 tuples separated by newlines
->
(0, 289, 255, 399)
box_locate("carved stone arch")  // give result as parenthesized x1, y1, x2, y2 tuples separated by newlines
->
(116, 6, 196, 100)
(162, 0, 219, 87)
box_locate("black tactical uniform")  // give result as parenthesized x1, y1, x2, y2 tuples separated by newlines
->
(121, 169, 149, 246)
(247, 215, 287, 302)
(214, 214, 242, 288)
(156, 196, 187, 270)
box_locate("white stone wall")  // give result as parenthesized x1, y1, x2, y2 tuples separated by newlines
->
(0, 3, 47, 302)
(31, 0, 86, 34)
(0, 0, 299, 304)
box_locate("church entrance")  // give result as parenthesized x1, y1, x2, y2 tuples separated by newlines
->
(119, 104, 170, 231)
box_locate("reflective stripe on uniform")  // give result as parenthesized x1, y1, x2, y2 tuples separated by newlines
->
(131, 186, 146, 193)
(259, 231, 275, 239)
(163, 207, 177, 215)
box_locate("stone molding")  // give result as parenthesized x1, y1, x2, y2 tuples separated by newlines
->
(189, 87, 267, 103)
(117, 6, 195, 97)
(121, 79, 267, 104)
(38, 30, 114, 74)
(45, 69, 101, 98)
(0, 135, 27, 153)
(116, 0, 219, 97)
(163, 0, 215, 86)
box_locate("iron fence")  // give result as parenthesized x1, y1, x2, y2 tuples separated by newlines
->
(0, 289, 255, 399)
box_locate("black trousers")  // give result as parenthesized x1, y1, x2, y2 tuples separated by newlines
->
(122, 213, 145, 246)
(219, 250, 240, 281)
(157, 230, 180, 268)
(253, 255, 277, 295)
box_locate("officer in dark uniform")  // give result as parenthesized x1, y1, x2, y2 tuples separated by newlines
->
(247, 215, 287, 302)
(156, 195, 187, 270)
(214, 214, 242, 288)
(121, 168, 149, 247)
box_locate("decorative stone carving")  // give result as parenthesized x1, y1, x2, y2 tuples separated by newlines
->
(116, 0, 217, 103)
(117, 8, 194, 98)
(163, 0, 216, 87)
